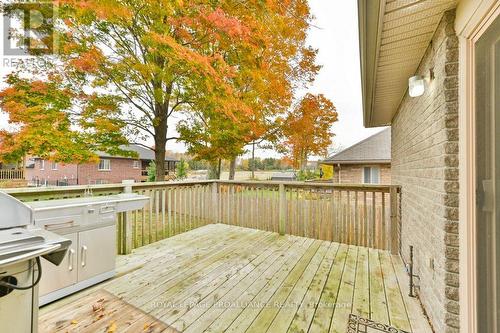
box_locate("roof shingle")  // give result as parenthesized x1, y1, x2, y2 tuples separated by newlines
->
(324, 128, 391, 164)
(98, 144, 178, 161)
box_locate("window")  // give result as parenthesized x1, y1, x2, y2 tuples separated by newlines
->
(51, 162, 58, 170)
(133, 160, 140, 169)
(98, 159, 111, 171)
(95, 179, 108, 185)
(363, 166, 380, 184)
(39, 160, 45, 170)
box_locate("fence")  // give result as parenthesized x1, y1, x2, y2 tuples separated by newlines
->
(0, 169, 24, 180)
(29, 178, 79, 187)
(216, 181, 401, 253)
(4, 180, 401, 255)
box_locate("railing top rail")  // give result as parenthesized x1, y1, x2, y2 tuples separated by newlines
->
(2, 179, 401, 196)
(216, 180, 401, 192)
(131, 180, 214, 190)
(2, 183, 124, 195)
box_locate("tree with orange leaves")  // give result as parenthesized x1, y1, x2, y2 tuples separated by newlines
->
(283, 93, 338, 170)
(175, 0, 320, 179)
(2, 1, 318, 180)
(0, 75, 133, 164)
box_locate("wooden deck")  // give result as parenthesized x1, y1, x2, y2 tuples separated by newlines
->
(39, 224, 431, 333)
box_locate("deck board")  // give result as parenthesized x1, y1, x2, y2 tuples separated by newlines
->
(39, 224, 432, 333)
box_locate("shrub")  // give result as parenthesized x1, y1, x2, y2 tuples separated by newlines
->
(146, 161, 156, 182)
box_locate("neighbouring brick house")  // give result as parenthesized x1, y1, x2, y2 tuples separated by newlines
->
(358, 0, 499, 331)
(322, 128, 391, 184)
(25, 145, 178, 186)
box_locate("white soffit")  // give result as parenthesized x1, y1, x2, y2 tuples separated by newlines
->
(360, 0, 458, 127)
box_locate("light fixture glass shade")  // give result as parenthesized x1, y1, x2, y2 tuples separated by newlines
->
(408, 75, 425, 97)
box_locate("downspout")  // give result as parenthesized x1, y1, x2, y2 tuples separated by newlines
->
(337, 163, 341, 183)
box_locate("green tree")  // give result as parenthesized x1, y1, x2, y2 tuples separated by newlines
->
(176, 159, 189, 180)
(146, 161, 156, 182)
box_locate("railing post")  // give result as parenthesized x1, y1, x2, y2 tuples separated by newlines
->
(389, 186, 399, 255)
(211, 181, 219, 223)
(279, 183, 286, 235)
(121, 180, 134, 254)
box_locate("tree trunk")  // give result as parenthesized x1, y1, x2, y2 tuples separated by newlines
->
(217, 158, 222, 179)
(251, 142, 256, 179)
(208, 161, 219, 179)
(229, 158, 236, 180)
(154, 144, 166, 181)
(153, 105, 168, 182)
(300, 149, 308, 171)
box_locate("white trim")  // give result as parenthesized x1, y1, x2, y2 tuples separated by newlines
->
(98, 158, 111, 171)
(362, 166, 380, 184)
(457, 2, 500, 332)
(458, 34, 477, 333)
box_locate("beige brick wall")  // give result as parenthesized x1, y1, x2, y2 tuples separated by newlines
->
(333, 163, 391, 184)
(391, 10, 459, 333)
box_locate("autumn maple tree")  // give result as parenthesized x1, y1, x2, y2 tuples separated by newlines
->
(177, 0, 320, 179)
(0, 0, 332, 180)
(283, 93, 338, 170)
(0, 75, 132, 163)
(0, 1, 264, 180)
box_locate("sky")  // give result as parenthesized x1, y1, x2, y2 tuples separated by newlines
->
(0, 1, 387, 160)
(302, 0, 386, 158)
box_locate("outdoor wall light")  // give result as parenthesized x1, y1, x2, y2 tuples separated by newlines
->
(408, 75, 425, 97)
(408, 68, 434, 98)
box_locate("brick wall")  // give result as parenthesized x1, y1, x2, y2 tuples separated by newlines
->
(26, 158, 142, 185)
(333, 163, 391, 184)
(391, 10, 459, 333)
(77, 158, 142, 184)
(26, 159, 79, 185)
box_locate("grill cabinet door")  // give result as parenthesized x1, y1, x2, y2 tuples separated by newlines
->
(39, 232, 78, 296)
(77, 225, 116, 282)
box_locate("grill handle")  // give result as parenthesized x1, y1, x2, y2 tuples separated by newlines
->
(81, 245, 87, 267)
(44, 220, 75, 231)
(68, 249, 75, 271)
(100, 206, 116, 214)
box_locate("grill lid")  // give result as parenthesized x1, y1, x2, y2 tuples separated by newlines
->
(0, 228, 71, 267)
(0, 191, 32, 229)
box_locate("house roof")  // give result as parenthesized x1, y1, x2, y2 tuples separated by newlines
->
(323, 128, 391, 164)
(357, 0, 457, 127)
(98, 145, 179, 162)
(271, 172, 296, 179)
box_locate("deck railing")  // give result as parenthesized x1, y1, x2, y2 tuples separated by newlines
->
(216, 181, 402, 254)
(3, 180, 401, 255)
(0, 168, 24, 180)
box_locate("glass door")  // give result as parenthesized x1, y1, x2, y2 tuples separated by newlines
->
(476, 12, 500, 332)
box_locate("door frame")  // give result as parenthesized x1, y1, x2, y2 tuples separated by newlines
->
(457, 1, 500, 331)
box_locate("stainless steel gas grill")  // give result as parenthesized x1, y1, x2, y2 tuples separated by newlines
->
(0, 192, 71, 333)
(26, 193, 149, 305)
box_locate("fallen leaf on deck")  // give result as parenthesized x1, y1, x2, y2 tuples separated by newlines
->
(70, 320, 78, 325)
(107, 321, 117, 332)
(92, 303, 104, 312)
